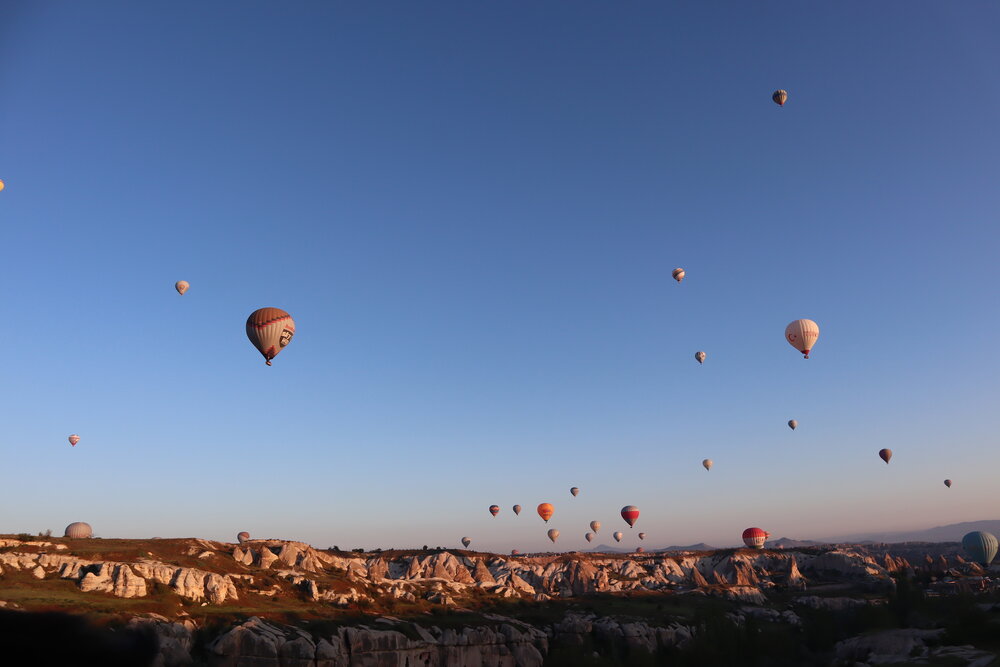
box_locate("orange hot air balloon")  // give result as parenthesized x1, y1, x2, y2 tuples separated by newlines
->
(743, 527, 768, 548)
(879, 448, 892, 464)
(772, 89, 788, 106)
(68, 434, 80, 447)
(246, 308, 295, 366)
(175, 281, 189, 295)
(489, 505, 500, 517)
(537, 503, 554, 523)
(785, 319, 819, 359)
(0, 179, 5, 192)
(621, 505, 639, 527)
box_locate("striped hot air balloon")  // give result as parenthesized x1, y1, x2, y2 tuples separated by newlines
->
(785, 319, 819, 359)
(68, 434, 80, 447)
(537, 503, 554, 523)
(742, 527, 768, 548)
(246, 308, 295, 366)
(772, 89, 788, 106)
(672, 268, 685, 284)
(962, 531, 998, 566)
(621, 505, 640, 528)
(489, 505, 500, 517)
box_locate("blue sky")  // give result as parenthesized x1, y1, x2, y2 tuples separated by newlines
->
(1, 2, 998, 551)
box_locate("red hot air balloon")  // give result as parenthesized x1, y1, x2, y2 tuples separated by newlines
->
(621, 505, 640, 528)
(68, 434, 80, 447)
(742, 527, 768, 548)
(537, 503, 554, 523)
(489, 505, 500, 517)
(944, 479, 952, 488)
(879, 449, 892, 464)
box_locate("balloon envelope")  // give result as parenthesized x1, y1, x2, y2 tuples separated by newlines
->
(175, 280, 189, 295)
(621, 505, 640, 527)
(695, 351, 706, 364)
(537, 503, 554, 523)
(743, 527, 768, 548)
(461, 537, 471, 548)
(585, 532, 594, 542)
(64, 522, 93, 539)
(512, 505, 522, 515)
(613, 531, 623, 542)
(547, 529, 559, 543)
(246, 308, 295, 366)
(636, 547, 645, 553)
(944, 479, 952, 488)
(0, 179, 5, 191)
(672, 268, 685, 283)
(702, 459, 713, 471)
(788, 420, 797, 430)
(638, 532, 646, 540)
(962, 531, 998, 565)
(489, 505, 500, 517)
(785, 319, 819, 358)
(237, 531, 250, 544)
(590, 521, 601, 533)
(511, 549, 520, 555)
(570, 487, 579, 497)
(879, 448, 892, 464)
(772, 89, 788, 106)
(68, 434, 80, 447)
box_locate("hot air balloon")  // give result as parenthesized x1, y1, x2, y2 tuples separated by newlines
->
(246, 308, 295, 366)
(513, 505, 522, 515)
(585, 532, 594, 542)
(613, 531, 623, 542)
(702, 459, 713, 471)
(489, 505, 500, 517)
(175, 281, 189, 295)
(511, 549, 520, 556)
(788, 420, 798, 430)
(672, 268, 685, 284)
(237, 531, 250, 544)
(962, 531, 998, 566)
(68, 434, 80, 447)
(772, 89, 788, 106)
(879, 449, 892, 464)
(64, 522, 93, 539)
(537, 503, 554, 523)
(636, 547, 645, 553)
(695, 351, 706, 364)
(621, 505, 639, 528)
(785, 319, 819, 359)
(0, 179, 5, 192)
(590, 521, 601, 533)
(461, 537, 471, 548)
(638, 532, 646, 540)
(742, 527, 768, 548)
(547, 529, 559, 544)
(570, 487, 579, 497)
(944, 479, 952, 488)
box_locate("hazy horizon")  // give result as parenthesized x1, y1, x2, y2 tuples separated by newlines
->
(2, 2, 999, 553)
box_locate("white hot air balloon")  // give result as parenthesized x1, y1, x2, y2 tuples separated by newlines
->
(613, 531, 623, 543)
(785, 319, 820, 359)
(547, 529, 559, 544)
(702, 458, 713, 471)
(585, 532, 594, 542)
(672, 268, 685, 284)
(695, 351, 706, 364)
(590, 521, 601, 533)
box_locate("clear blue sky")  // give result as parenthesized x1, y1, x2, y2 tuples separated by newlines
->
(2, 2, 998, 551)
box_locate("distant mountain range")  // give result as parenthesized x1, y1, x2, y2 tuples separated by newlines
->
(586, 521, 1000, 554)
(820, 520, 1000, 544)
